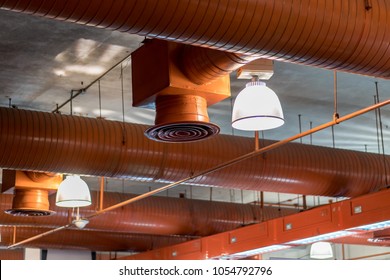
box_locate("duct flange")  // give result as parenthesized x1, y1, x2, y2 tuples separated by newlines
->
(2, 170, 61, 217)
(145, 94, 220, 142)
(5, 188, 55, 216)
(132, 39, 229, 142)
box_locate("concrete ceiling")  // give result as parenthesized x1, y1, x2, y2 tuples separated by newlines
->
(0, 9, 390, 206)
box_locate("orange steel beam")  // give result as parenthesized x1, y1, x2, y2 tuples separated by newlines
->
(121, 188, 390, 260)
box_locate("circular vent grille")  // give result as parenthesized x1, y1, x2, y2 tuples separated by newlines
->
(5, 208, 55, 217)
(145, 122, 220, 143)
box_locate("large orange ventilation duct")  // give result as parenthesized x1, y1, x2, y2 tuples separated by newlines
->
(0, 192, 298, 251)
(0, 107, 389, 198)
(1, 0, 390, 79)
(0, 192, 297, 237)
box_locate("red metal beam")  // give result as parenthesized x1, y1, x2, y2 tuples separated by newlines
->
(121, 188, 390, 260)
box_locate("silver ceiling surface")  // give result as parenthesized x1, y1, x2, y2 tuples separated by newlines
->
(0, 9, 389, 206)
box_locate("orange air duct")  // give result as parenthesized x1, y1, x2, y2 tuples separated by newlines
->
(0, 191, 298, 251)
(0, 107, 389, 198)
(0, 0, 390, 79)
(0, 192, 298, 237)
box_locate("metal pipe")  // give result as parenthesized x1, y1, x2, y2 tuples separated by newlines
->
(12, 226, 16, 244)
(303, 195, 307, 210)
(375, 82, 389, 186)
(255, 131, 259, 150)
(99, 177, 104, 211)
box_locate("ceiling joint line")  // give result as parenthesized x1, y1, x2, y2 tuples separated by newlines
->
(52, 53, 132, 114)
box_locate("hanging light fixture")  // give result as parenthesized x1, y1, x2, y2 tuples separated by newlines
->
(232, 79, 284, 131)
(55, 175, 91, 208)
(310, 242, 333, 259)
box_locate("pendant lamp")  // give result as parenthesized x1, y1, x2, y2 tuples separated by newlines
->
(55, 175, 91, 208)
(232, 81, 284, 131)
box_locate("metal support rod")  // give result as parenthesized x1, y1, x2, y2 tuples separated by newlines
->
(260, 191, 264, 209)
(99, 177, 104, 211)
(310, 121, 313, 145)
(298, 114, 302, 143)
(375, 82, 389, 186)
(67, 209, 72, 224)
(331, 125, 336, 148)
(8, 99, 390, 248)
(333, 71, 338, 119)
(374, 95, 381, 153)
(70, 90, 73, 115)
(260, 191, 264, 222)
(255, 131, 259, 150)
(12, 226, 16, 244)
(98, 80, 102, 118)
(303, 195, 307, 210)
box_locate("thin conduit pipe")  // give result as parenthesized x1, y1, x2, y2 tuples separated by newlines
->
(1, 226, 190, 252)
(7, 99, 390, 249)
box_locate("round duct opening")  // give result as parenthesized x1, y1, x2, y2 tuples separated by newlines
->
(145, 95, 220, 142)
(5, 188, 55, 217)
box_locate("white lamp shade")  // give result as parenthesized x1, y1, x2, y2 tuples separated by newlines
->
(56, 175, 91, 207)
(232, 81, 284, 131)
(310, 242, 333, 259)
